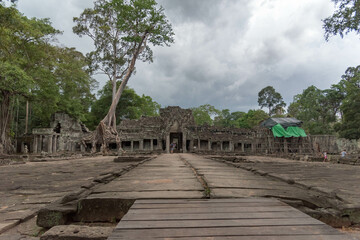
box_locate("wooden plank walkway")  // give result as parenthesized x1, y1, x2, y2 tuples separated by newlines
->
(108, 198, 355, 240)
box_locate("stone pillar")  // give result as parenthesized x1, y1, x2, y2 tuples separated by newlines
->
(182, 132, 187, 153)
(208, 140, 211, 151)
(166, 135, 170, 153)
(52, 135, 57, 153)
(47, 135, 53, 154)
(38, 135, 43, 153)
(190, 139, 194, 152)
(131, 141, 134, 152)
(241, 142, 245, 152)
(284, 138, 288, 154)
(158, 139, 162, 150)
(33, 136, 38, 153)
(220, 142, 223, 151)
(150, 139, 153, 151)
(198, 139, 201, 150)
(251, 141, 256, 153)
(140, 140, 144, 150)
(230, 141, 233, 151)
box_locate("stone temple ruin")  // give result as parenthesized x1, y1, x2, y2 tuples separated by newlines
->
(18, 106, 359, 156)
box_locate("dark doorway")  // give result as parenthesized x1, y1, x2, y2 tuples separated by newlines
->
(170, 132, 183, 153)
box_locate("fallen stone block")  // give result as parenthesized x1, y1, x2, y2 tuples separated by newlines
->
(37, 204, 77, 229)
(40, 225, 113, 240)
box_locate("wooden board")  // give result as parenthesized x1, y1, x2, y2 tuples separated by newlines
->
(108, 198, 353, 240)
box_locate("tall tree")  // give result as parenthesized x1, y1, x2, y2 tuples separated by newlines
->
(0, 4, 59, 153)
(74, 0, 174, 152)
(73, 0, 128, 129)
(258, 86, 286, 115)
(334, 66, 360, 139)
(323, 0, 360, 40)
(288, 86, 336, 134)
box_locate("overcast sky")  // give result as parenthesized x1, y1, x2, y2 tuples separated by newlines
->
(14, 0, 360, 112)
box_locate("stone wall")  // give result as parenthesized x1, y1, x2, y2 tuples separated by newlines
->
(310, 135, 360, 154)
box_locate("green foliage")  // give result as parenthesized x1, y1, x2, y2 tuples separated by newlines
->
(214, 109, 245, 128)
(191, 104, 220, 126)
(73, 0, 174, 128)
(0, 4, 96, 142)
(236, 109, 269, 129)
(334, 66, 360, 139)
(323, 0, 360, 40)
(288, 86, 336, 134)
(85, 81, 160, 130)
(258, 86, 286, 115)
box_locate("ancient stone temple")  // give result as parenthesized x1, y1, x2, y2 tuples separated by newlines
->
(114, 106, 312, 154)
(18, 113, 90, 154)
(24, 106, 352, 155)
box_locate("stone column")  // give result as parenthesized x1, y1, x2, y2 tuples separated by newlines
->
(33, 136, 38, 153)
(251, 141, 256, 153)
(241, 142, 245, 152)
(150, 139, 153, 151)
(140, 140, 144, 150)
(38, 135, 43, 153)
(220, 142, 223, 151)
(284, 138, 288, 154)
(190, 139, 194, 152)
(47, 135, 53, 154)
(182, 132, 187, 153)
(52, 135, 57, 153)
(229, 141, 233, 151)
(208, 140, 211, 151)
(166, 135, 170, 153)
(131, 141, 134, 152)
(198, 139, 201, 150)
(158, 139, 162, 150)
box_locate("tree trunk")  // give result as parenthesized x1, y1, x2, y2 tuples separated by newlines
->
(0, 91, 13, 154)
(25, 100, 29, 134)
(91, 33, 148, 153)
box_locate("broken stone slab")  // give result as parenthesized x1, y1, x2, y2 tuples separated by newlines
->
(74, 198, 135, 222)
(37, 203, 77, 229)
(40, 225, 113, 240)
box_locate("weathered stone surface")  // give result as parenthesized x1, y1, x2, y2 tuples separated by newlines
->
(40, 225, 113, 240)
(37, 204, 77, 228)
(0, 156, 136, 237)
(75, 199, 134, 222)
(0, 221, 19, 234)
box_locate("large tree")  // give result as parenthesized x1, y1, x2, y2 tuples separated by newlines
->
(323, 0, 360, 40)
(334, 66, 360, 139)
(0, 4, 96, 153)
(74, 0, 174, 152)
(288, 86, 337, 134)
(258, 86, 286, 115)
(0, 4, 58, 153)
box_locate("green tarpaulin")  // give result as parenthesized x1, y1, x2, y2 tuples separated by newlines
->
(271, 124, 307, 138)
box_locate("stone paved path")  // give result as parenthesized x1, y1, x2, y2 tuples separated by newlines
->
(87, 154, 204, 200)
(1, 153, 360, 239)
(0, 156, 136, 238)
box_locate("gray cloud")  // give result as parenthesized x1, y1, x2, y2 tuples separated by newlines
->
(16, 0, 360, 113)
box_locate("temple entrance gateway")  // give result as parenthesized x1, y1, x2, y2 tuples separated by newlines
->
(170, 132, 183, 153)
